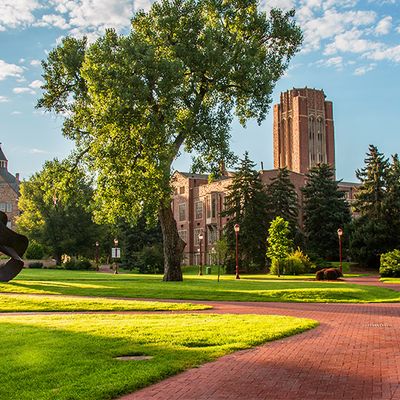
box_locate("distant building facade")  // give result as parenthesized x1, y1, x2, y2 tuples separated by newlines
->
(273, 88, 335, 175)
(0, 145, 20, 228)
(172, 87, 357, 265)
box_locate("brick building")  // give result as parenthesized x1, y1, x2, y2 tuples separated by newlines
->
(0, 145, 20, 228)
(172, 88, 357, 265)
(273, 88, 335, 175)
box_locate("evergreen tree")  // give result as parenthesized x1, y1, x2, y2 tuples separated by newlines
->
(349, 146, 395, 267)
(265, 167, 299, 237)
(222, 152, 269, 271)
(302, 163, 351, 259)
(353, 145, 389, 219)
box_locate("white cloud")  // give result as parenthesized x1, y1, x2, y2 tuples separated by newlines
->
(0, 0, 40, 31)
(300, 9, 377, 52)
(353, 63, 376, 75)
(28, 148, 48, 154)
(368, 45, 400, 63)
(324, 29, 382, 55)
(0, 96, 9, 103)
(375, 16, 392, 35)
(11, 111, 22, 115)
(13, 87, 35, 94)
(0, 60, 24, 81)
(30, 59, 41, 67)
(29, 79, 43, 89)
(34, 14, 69, 30)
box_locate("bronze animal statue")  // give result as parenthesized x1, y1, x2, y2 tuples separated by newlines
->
(0, 211, 28, 281)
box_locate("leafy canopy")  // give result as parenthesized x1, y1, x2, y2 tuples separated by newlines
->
(37, 0, 302, 223)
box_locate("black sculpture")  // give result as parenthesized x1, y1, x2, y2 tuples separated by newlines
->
(0, 211, 28, 282)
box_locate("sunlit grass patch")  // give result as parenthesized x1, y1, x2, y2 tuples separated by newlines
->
(0, 294, 210, 312)
(0, 313, 317, 400)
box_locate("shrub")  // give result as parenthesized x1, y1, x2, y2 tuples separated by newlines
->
(315, 269, 325, 280)
(25, 241, 44, 260)
(63, 258, 93, 270)
(380, 250, 400, 277)
(136, 245, 164, 274)
(269, 259, 283, 275)
(325, 268, 340, 280)
(28, 262, 43, 269)
(269, 249, 313, 275)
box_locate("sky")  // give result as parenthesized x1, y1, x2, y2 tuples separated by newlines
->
(0, 0, 399, 183)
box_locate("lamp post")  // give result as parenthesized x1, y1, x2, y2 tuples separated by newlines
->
(234, 224, 240, 279)
(95, 241, 99, 271)
(198, 233, 203, 276)
(337, 228, 343, 274)
(113, 238, 119, 274)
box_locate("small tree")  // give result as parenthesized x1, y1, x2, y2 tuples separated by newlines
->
(266, 216, 293, 277)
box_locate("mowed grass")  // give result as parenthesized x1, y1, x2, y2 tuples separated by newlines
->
(0, 313, 317, 400)
(1, 269, 399, 303)
(0, 293, 210, 312)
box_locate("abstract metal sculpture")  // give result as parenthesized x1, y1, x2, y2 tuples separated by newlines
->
(0, 211, 28, 282)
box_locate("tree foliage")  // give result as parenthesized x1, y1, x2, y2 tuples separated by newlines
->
(37, 0, 302, 280)
(222, 152, 269, 271)
(350, 146, 400, 267)
(302, 163, 351, 259)
(265, 167, 299, 236)
(16, 160, 103, 264)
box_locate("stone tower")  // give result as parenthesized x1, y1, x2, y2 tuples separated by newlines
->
(273, 88, 335, 175)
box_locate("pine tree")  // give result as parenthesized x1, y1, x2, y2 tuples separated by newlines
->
(302, 163, 351, 259)
(350, 146, 395, 267)
(353, 145, 389, 219)
(265, 167, 299, 237)
(222, 152, 269, 271)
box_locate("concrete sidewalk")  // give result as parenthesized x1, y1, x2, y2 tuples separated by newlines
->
(120, 278, 400, 400)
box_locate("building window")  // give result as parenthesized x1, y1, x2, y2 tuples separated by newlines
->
(194, 228, 203, 246)
(0, 203, 5, 212)
(211, 196, 217, 218)
(6, 203, 12, 213)
(179, 186, 185, 194)
(195, 201, 203, 219)
(6, 221, 11, 228)
(208, 226, 218, 245)
(178, 230, 187, 243)
(178, 203, 186, 221)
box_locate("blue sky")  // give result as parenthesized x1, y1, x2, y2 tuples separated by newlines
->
(0, 0, 399, 182)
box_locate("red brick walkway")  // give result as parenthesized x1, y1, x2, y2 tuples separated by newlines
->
(120, 277, 400, 400)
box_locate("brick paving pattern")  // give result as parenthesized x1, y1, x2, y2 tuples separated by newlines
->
(120, 277, 400, 400)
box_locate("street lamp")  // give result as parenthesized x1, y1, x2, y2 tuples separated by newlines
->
(234, 224, 240, 279)
(198, 233, 204, 276)
(113, 238, 119, 274)
(337, 228, 343, 274)
(95, 241, 99, 271)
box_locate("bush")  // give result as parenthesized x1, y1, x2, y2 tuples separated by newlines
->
(63, 258, 93, 270)
(25, 241, 44, 260)
(136, 245, 164, 274)
(315, 267, 343, 280)
(269, 249, 313, 275)
(380, 249, 400, 277)
(315, 269, 325, 280)
(28, 262, 43, 269)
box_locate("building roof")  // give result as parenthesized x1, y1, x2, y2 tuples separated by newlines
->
(0, 169, 19, 193)
(178, 172, 210, 180)
(0, 145, 7, 162)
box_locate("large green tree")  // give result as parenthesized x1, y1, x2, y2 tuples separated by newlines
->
(37, 0, 302, 280)
(302, 163, 351, 259)
(222, 152, 270, 270)
(350, 146, 398, 267)
(265, 167, 299, 237)
(16, 160, 102, 264)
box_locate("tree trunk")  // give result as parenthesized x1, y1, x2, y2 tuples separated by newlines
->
(159, 203, 185, 281)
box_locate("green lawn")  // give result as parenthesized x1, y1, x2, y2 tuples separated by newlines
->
(0, 293, 210, 312)
(0, 313, 317, 400)
(1, 268, 399, 303)
(380, 277, 400, 284)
